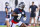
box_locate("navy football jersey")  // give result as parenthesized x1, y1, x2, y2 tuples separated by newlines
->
(5, 6, 12, 18)
(13, 8, 25, 22)
(29, 5, 38, 13)
(5, 6, 11, 14)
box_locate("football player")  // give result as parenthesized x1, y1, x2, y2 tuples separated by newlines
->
(29, 2, 38, 26)
(5, 2, 13, 27)
(10, 2, 27, 27)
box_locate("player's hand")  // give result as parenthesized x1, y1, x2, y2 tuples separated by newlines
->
(11, 9, 13, 12)
(18, 14, 22, 17)
(17, 17, 21, 20)
(23, 17, 27, 21)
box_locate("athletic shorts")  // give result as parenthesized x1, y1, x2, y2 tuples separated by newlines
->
(30, 13, 36, 17)
(5, 18, 10, 21)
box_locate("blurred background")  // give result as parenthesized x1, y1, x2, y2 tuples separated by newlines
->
(0, 0, 40, 26)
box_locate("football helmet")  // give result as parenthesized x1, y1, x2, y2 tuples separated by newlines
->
(18, 2, 25, 9)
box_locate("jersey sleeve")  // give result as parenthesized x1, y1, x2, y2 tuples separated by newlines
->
(36, 5, 38, 8)
(5, 7, 8, 9)
(29, 5, 31, 8)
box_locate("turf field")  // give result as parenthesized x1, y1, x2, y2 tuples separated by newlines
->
(0, 25, 18, 27)
(0, 25, 40, 27)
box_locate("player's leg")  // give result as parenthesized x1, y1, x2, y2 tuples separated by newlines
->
(10, 22, 17, 27)
(20, 23, 24, 27)
(5, 18, 10, 27)
(37, 17, 39, 26)
(6, 21, 10, 27)
(28, 13, 33, 26)
(37, 16, 39, 24)
(33, 17, 35, 26)
(34, 17, 35, 24)
(30, 17, 32, 24)
(33, 13, 36, 26)
(12, 23, 16, 27)
(37, 16, 40, 26)
(17, 21, 23, 27)
(19, 23, 26, 27)
(21, 23, 27, 27)
(18, 21, 27, 27)
(28, 17, 32, 26)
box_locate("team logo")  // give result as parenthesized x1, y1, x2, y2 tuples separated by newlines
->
(22, 12, 24, 14)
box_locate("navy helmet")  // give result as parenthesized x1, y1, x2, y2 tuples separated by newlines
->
(18, 2, 25, 9)
(5, 2, 9, 6)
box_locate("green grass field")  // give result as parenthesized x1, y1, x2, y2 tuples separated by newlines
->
(0, 25, 18, 27)
(0, 25, 40, 27)
(0, 25, 6, 27)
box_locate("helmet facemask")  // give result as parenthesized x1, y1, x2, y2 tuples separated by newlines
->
(18, 2, 25, 10)
(5, 2, 9, 6)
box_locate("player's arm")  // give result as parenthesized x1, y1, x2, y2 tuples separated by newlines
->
(24, 15, 26, 17)
(36, 7, 39, 12)
(36, 5, 39, 12)
(11, 12, 18, 16)
(11, 7, 13, 12)
(23, 15, 27, 21)
(12, 8, 22, 17)
(5, 8, 8, 15)
(23, 12, 26, 17)
(11, 12, 21, 17)
(29, 8, 30, 12)
(29, 8, 31, 12)
(11, 9, 13, 12)
(23, 11, 27, 21)
(35, 6, 39, 14)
